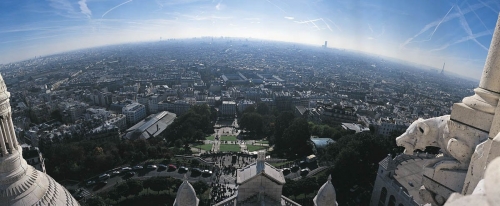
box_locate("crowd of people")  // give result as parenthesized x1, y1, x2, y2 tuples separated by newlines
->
(204, 153, 258, 204)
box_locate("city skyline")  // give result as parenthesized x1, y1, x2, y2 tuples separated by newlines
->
(1, 0, 500, 80)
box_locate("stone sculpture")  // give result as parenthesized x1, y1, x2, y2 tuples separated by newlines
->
(395, 113, 491, 205)
(396, 115, 476, 169)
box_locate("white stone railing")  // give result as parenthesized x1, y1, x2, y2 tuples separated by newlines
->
(292, 166, 327, 180)
(281, 195, 301, 206)
(307, 166, 327, 177)
(378, 169, 420, 205)
(393, 152, 437, 165)
(213, 194, 237, 206)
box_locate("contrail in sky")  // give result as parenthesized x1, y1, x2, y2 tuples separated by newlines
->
(265, 0, 286, 13)
(400, 3, 484, 49)
(467, 1, 492, 34)
(455, 5, 488, 51)
(102, 0, 133, 18)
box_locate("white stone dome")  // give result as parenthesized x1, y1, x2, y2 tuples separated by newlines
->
(173, 179, 199, 206)
(0, 73, 79, 205)
(0, 146, 79, 205)
(313, 175, 337, 206)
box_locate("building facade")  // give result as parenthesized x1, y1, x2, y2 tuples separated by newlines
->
(122, 102, 147, 126)
(21, 145, 46, 173)
(220, 101, 236, 117)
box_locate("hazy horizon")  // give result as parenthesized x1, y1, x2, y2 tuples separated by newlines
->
(2, 0, 500, 80)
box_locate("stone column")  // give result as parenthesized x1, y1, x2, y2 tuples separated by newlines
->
(463, 14, 500, 113)
(460, 13, 500, 195)
(0, 119, 10, 153)
(2, 116, 17, 150)
(2, 119, 14, 151)
(0, 131, 7, 155)
(454, 14, 500, 134)
(6, 115, 17, 148)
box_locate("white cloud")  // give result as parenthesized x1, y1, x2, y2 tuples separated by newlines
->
(78, 0, 92, 18)
(216, 1, 226, 10)
(244, 18, 260, 21)
(284, 16, 294, 20)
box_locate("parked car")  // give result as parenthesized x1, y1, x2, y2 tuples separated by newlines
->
(168, 164, 177, 170)
(191, 168, 202, 175)
(282, 168, 291, 175)
(124, 171, 135, 177)
(96, 181, 107, 186)
(86, 180, 95, 186)
(121, 167, 132, 172)
(147, 165, 157, 169)
(299, 161, 307, 169)
(133, 165, 143, 170)
(178, 166, 189, 173)
(98, 174, 110, 180)
(300, 169, 309, 176)
(112, 170, 121, 176)
(202, 170, 213, 176)
(158, 164, 168, 169)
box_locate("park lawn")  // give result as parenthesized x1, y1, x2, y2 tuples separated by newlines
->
(221, 135, 238, 141)
(255, 140, 269, 145)
(206, 135, 215, 141)
(193, 144, 213, 151)
(219, 144, 241, 152)
(246, 145, 268, 152)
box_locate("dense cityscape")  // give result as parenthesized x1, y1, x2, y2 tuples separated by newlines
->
(0, 38, 478, 205)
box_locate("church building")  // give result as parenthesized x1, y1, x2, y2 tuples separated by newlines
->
(173, 151, 338, 206)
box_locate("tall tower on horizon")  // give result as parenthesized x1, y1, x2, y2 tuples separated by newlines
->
(324, 41, 328, 48)
(0, 74, 79, 205)
(440, 62, 445, 75)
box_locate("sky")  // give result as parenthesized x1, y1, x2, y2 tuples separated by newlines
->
(1, 0, 499, 80)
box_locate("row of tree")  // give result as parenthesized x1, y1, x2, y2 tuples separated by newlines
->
(84, 177, 210, 206)
(42, 137, 175, 181)
(320, 132, 403, 205)
(42, 104, 214, 181)
(162, 104, 214, 144)
(238, 103, 274, 136)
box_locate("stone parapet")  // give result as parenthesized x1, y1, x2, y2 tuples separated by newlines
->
(450, 103, 493, 132)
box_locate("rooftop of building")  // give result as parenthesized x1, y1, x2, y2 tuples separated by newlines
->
(123, 102, 144, 111)
(310, 137, 335, 149)
(381, 154, 436, 205)
(124, 111, 176, 140)
(341, 123, 370, 133)
(237, 162, 286, 185)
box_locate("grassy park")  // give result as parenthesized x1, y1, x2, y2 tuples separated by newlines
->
(219, 144, 241, 152)
(220, 135, 238, 141)
(254, 140, 269, 145)
(206, 135, 216, 141)
(246, 145, 268, 152)
(193, 144, 213, 151)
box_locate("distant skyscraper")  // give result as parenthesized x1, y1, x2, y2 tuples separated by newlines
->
(440, 62, 445, 75)
(324, 41, 328, 48)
